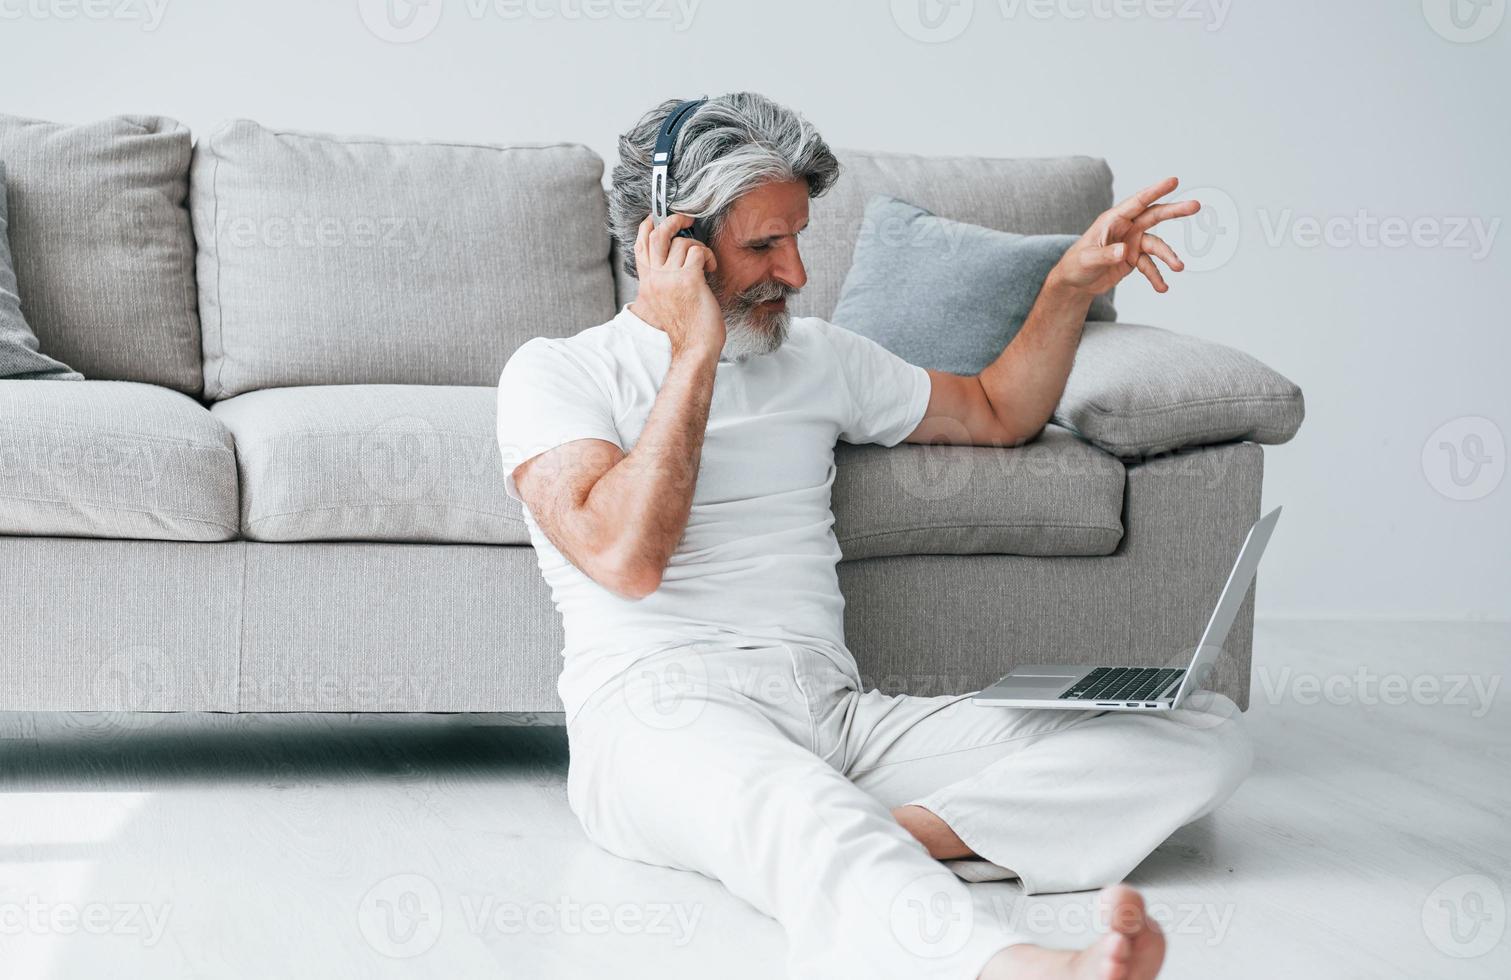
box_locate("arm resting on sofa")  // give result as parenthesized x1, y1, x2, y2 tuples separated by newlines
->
(1052, 322, 1305, 458)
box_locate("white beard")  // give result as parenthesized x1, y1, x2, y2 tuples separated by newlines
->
(719, 306, 790, 363)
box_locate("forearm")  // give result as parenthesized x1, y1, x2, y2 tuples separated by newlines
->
(978, 272, 1095, 442)
(585, 347, 718, 578)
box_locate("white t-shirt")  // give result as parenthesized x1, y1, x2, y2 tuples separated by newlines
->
(496, 305, 932, 720)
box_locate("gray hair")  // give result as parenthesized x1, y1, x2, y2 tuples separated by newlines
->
(608, 92, 841, 278)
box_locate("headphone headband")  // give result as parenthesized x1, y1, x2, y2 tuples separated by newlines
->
(653, 98, 706, 164)
(650, 98, 708, 242)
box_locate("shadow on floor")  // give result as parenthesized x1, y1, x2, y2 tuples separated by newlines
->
(0, 712, 570, 790)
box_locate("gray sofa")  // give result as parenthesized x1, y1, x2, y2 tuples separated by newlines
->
(0, 113, 1303, 714)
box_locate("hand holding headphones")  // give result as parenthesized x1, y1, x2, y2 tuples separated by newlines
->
(631, 98, 725, 362)
(632, 211, 724, 362)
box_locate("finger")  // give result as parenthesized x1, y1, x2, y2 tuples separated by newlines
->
(1132, 199, 1201, 233)
(1112, 176, 1180, 221)
(682, 242, 716, 273)
(1140, 233, 1184, 271)
(633, 215, 653, 271)
(1137, 253, 1169, 292)
(1079, 241, 1128, 271)
(667, 236, 694, 269)
(649, 213, 695, 267)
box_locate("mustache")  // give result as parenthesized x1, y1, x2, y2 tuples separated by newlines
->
(735, 280, 798, 306)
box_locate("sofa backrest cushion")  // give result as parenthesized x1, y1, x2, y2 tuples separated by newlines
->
(794, 151, 1115, 321)
(0, 114, 202, 394)
(191, 120, 617, 400)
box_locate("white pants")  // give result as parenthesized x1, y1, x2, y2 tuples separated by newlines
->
(566, 639, 1252, 980)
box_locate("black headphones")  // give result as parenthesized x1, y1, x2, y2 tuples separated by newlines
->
(651, 98, 709, 244)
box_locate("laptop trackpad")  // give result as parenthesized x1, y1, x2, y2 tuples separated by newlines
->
(1010, 676, 1078, 691)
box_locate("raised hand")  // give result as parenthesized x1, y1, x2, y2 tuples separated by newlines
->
(631, 213, 726, 362)
(1052, 177, 1199, 299)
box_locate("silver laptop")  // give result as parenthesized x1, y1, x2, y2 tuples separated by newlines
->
(974, 507, 1281, 712)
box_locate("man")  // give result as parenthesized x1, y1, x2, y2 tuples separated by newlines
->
(496, 92, 1250, 979)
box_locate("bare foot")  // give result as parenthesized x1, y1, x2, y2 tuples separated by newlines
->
(979, 884, 1165, 980)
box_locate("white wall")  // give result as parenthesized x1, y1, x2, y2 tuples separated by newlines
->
(2, 0, 1507, 619)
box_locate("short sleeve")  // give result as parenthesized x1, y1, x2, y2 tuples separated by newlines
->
(819, 321, 933, 447)
(496, 338, 624, 503)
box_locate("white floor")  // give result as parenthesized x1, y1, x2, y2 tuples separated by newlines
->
(1, 620, 1507, 979)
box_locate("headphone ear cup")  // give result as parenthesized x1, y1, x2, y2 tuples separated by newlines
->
(672, 221, 708, 245)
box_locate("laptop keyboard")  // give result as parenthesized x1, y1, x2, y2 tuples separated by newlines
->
(1060, 666, 1185, 702)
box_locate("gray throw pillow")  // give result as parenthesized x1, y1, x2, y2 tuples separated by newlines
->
(831, 195, 1115, 375)
(0, 161, 81, 380)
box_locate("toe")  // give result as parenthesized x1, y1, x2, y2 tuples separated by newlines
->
(1099, 884, 1148, 939)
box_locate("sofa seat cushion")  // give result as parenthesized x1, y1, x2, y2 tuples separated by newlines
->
(212, 385, 525, 544)
(832, 425, 1125, 560)
(0, 380, 237, 541)
(211, 387, 1124, 554)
